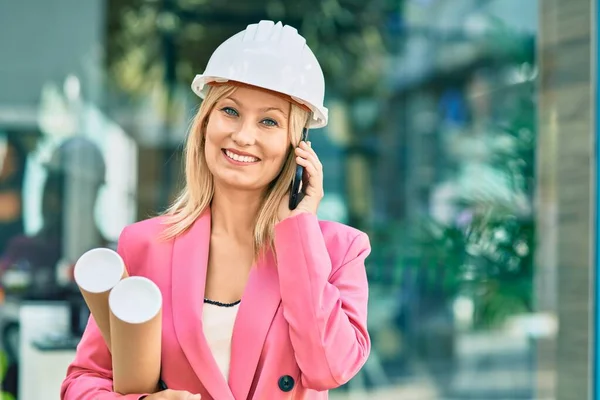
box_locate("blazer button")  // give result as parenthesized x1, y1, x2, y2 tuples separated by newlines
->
(278, 375, 295, 392)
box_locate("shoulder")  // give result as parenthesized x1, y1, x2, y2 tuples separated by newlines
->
(275, 213, 370, 266)
(117, 215, 170, 257)
(121, 215, 167, 239)
(318, 219, 366, 243)
(318, 219, 371, 262)
(116, 215, 177, 277)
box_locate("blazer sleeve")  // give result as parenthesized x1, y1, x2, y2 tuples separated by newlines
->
(60, 226, 150, 400)
(274, 213, 371, 391)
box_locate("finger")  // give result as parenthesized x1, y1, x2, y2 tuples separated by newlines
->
(296, 149, 318, 175)
(296, 157, 323, 198)
(296, 156, 319, 182)
(300, 141, 314, 153)
(301, 168, 310, 188)
(295, 147, 322, 173)
(170, 391, 194, 400)
(297, 143, 322, 171)
(299, 141, 312, 152)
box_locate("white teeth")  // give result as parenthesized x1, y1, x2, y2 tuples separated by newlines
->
(225, 150, 258, 163)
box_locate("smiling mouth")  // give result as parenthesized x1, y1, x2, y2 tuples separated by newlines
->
(222, 149, 260, 163)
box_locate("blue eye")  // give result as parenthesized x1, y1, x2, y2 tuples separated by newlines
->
(261, 118, 278, 127)
(221, 107, 239, 117)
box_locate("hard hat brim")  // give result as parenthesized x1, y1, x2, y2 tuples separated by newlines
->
(191, 74, 328, 129)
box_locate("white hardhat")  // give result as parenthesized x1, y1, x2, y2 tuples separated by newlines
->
(191, 20, 328, 129)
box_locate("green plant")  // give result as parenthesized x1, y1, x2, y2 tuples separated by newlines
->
(0, 350, 15, 400)
(367, 54, 536, 329)
(415, 65, 536, 329)
(413, 208, 534, 329)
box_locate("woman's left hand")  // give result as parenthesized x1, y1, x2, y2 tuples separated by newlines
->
(278, 141, 324, 222)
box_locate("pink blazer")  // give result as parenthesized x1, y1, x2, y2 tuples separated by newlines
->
(61, 211, 371, 399)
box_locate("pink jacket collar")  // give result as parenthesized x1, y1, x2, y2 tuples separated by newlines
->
(171, 209, 281, 400)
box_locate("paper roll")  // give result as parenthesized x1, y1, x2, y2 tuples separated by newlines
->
(74, 248, 128, 350)
(109, 276, 162, 394)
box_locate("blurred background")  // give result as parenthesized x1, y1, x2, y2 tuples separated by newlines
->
(0, 0, 595, 399)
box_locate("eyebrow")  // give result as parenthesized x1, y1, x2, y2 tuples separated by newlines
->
(261, 106, 287, 114)
(225, 96, 288, 116)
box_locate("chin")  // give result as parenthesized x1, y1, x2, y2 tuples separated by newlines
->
(208, 159, 280, 192)
(215, 174, 263, 191)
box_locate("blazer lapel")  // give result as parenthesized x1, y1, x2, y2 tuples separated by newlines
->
(171, 210, 234, 400)
(228, 249, 282, 400)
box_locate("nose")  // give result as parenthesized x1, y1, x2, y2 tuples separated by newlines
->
(231, 121, 257, 147)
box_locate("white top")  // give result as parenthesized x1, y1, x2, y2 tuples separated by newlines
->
(202, 301, 240, 381)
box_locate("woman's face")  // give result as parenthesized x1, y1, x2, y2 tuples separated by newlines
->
(204, 86, 292, 192)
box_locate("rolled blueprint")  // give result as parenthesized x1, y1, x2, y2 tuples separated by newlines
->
(109, 276, 163, 394)
(74, 248, 128, 350)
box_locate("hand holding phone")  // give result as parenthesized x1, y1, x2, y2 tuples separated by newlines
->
(279, 128, 324, 221)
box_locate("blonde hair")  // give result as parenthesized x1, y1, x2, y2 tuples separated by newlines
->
(161, 84, 309, 257)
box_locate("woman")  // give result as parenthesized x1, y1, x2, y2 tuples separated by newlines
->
(61, 20, 371, 400)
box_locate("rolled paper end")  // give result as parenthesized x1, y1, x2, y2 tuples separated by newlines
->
(74, 247, 127, 350)
(109, 276, 162, 324)
(109, 276, 163, 394)
(74, 248, 125, 294)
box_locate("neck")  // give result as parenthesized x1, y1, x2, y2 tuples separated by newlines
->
(211, 185, 263, 243)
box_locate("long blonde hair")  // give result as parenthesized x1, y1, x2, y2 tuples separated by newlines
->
(161, 84, 309, 257)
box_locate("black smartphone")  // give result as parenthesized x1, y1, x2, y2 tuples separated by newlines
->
(288, 127, 309, 210)
(158, 379, 168, 390)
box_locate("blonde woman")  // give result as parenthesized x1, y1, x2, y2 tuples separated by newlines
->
(61, 20, 371, 400)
